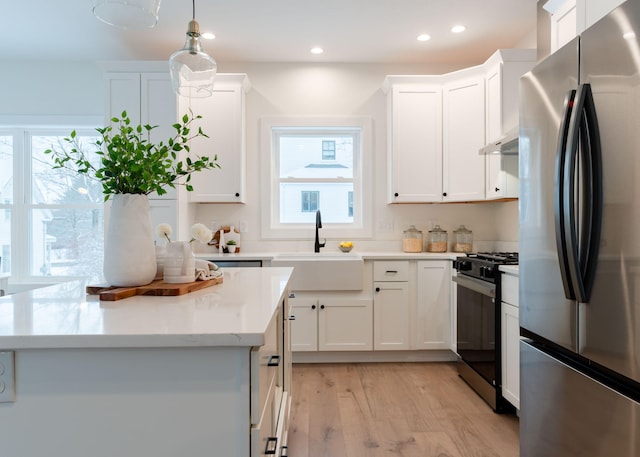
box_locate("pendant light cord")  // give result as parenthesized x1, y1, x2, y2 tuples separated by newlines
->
(192, 0, 196, 20)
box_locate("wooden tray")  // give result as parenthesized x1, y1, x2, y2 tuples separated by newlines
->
(86, 276, 223, 301)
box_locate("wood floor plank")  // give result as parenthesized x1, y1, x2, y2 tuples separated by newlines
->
(287, 362, 519, 457)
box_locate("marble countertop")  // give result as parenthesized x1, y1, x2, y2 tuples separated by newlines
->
(0, 267, 293, 350)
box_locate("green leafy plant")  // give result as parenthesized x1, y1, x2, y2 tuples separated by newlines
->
(226, 239, 237, 245)
(45, 110, 220, 201)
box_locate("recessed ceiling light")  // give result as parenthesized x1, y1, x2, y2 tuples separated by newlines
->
(417, 34, 431, 42)
(451, 25, 466, 33)
(202, 32, 215, 40)
(310, 47, 324, 54)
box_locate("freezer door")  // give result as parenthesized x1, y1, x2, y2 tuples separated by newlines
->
(579, 0, 640, 384)
(519, 39, 579, 351)
(521, 341, 640, 457)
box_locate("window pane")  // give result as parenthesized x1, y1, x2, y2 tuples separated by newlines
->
(31, 208, 104, 282)
(32, 134, 103, 205)
(0, 208, 9, 274)
(279, 135, 353, 179)
(281, 182, 353, 223)
(0, 135, 12, 204)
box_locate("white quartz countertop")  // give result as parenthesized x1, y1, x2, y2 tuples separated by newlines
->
(499, 265, 519, 276)
(0, 267, 293, 350)
(196, 251, 460, 261)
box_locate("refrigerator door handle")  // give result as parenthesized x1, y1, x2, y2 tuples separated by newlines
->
(563, 83, 603, 303)
(555, 89, 577, 300)
(579, 83, 603, 300)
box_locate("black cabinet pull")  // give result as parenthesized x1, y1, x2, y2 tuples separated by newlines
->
(386, 270, 398, 274)
(265, 437, 278, 455)
(289, 315, 296, 320)
(267, 355, 281, 367)
(311, 304, 316, 310)
(320, 304, 325, 310)
(443, 192, 447, 197)
(288, 292, 295, 298)
(394, 192, 399, 197)
(375, 287, 380, 292)
(280, 445, 288, 457)
(495, 187, 500, 192)
(235, 192, 240, 197)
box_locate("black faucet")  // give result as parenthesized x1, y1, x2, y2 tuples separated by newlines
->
(314, 210, 326, 253)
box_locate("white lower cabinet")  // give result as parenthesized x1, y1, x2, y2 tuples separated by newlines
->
(251, 300, 291, 456)
(373, 261, 410, 350)
(290, 294, 372, 352)
(415, 261, 451, 349)
(501, 273, 520, 410)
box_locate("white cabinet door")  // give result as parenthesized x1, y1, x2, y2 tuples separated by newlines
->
(415, 261, 451, 350)
(486, 154, 519, 200)
(501, 301, 520, 409)
(105, 71, 178, 200)
(548, 0, 577, 53)
(579, 0, 624, 33)
(387, 82, 443, 203)
(180, 75, 249, 203)
(485, 62, 503, 144)
(373, 281, 409, 350)
(318, 298, 373, 351)
(289, 297, 318, 352)
(442, 73, 486, 202)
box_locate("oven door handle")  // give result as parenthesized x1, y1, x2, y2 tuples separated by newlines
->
(453, 275, 496, 298)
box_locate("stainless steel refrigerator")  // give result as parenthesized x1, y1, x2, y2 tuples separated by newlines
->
(520, 1, 640, 455)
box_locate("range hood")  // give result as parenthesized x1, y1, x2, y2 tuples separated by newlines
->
(479, 127, 519, 155)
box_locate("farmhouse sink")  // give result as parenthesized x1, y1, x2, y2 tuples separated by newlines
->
(271, 252, 364, 291)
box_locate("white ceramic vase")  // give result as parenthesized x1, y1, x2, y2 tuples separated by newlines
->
(103, 194, 157, 287)
(163, 241, 196, 284)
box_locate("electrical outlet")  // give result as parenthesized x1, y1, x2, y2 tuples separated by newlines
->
(0, 351, 15, 402)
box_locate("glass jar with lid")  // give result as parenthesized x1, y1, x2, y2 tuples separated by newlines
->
(402, 225, 423, 252)
(426, 225, 448, 252)
(452, 225, 473, 252)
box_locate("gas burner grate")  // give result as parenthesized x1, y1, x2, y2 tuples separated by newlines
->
(466, 252, 519, 264)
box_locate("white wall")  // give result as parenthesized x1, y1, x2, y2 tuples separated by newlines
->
(0, 59, 520, 253)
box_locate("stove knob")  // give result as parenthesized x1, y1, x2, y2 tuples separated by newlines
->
(481, 266, 495, 279)
(458, 260, 472, 271)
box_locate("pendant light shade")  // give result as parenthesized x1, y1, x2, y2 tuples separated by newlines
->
(93, 0, 161, 29)
(169, 1, 217, 98)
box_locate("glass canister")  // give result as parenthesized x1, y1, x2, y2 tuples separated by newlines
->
(402, 225, 423, 253)
(426, 225, 448, 252)
(452, 225, 473, 252)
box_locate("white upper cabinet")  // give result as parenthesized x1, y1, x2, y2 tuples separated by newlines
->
(104, 67, 178, 200)
(484, 49, 536, 200)
(577, 0, 626, 33)
(385, 79, 442, 203)
(442, 68, 486, 202)
(179, 74, 250, 203)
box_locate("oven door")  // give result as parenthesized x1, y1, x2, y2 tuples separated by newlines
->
(453, 274, 497, 385)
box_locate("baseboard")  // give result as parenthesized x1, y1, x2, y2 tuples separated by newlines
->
(292, 349, 457, 364)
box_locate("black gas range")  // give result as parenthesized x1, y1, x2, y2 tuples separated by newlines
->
(454, 252, 518, 283)
(452, 252, 518, 413)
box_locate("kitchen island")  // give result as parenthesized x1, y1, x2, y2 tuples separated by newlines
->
(0, 267, 293, 457)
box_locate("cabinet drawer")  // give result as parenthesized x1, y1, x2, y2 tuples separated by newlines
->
(251, 315, 279, 425)
(373, 261, 409, 281)
(501, 274, 518, 307)
(251, 376, 278, 456)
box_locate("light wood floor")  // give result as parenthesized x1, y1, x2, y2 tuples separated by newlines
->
(287, 362, 519, 457)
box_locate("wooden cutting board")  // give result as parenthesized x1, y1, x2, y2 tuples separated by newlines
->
(86, 276, 223, 301)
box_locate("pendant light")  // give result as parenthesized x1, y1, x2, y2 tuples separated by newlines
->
(93, 0, 161, 29)
(169, 0, 217, 98)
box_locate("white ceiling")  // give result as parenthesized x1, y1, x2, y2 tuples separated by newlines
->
(3, 0, 537, 65)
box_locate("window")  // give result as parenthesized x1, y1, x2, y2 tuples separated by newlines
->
(301, 191, 319, 212)
(322, 140, 336, 160)
(260, 116, 372, 240)
(0, 125, 104, 283)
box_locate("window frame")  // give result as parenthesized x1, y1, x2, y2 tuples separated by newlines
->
(260, 116, 373, 240)
(0, 115, 104, 285)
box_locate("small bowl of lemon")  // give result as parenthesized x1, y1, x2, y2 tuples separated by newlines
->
(339, 241, 353, 253)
